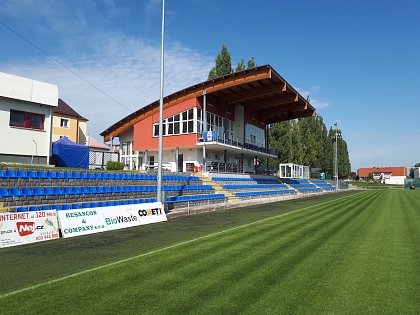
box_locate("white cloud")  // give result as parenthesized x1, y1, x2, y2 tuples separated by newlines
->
(1, 32, 213, 140)
(296, 86, 331, 109)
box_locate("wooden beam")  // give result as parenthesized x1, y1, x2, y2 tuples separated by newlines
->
(256, 102, 308, 118)
(266, 109, 316, 124)
(245, 93, 299, 111)
(226, 82, 286, 104)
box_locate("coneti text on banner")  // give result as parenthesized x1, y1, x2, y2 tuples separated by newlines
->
(57, 202, 167, 238)
(0, 210, 59, 248)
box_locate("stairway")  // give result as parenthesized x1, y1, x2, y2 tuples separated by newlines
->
(195, 173, 240, 202)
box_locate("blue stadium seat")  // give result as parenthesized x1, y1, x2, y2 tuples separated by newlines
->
(71, 203, 80, 209)
(29, 206, 39, 211)
(81, 203, 90, 208)
(26, 170, 38, 179)
(61, 204, 71, 210)
(40, 205, 51, 210)
(52, 187, 65, 196)
(36, 171, 46, 179)
(5, 170, 17, 179)
(90, 202, 98, 208)
(16, 207, 28, 212)
(98, 201, 106, 207)
(32, 187, 45, 197)
(51, 204, 61, 210)
(9, 187, 22, 197)
(16, 170, 28, 179)
(21, 187, 34, 197)
(46, 171, 57, 179)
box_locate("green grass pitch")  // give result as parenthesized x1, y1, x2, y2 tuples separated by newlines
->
(1, 190, 420, 314)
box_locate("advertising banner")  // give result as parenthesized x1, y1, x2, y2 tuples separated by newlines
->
(57, 208, 108, 238)
(0, 211, 59, 248)
(137, 202, 167, 225)
(101, 205, 141, 231)
(102, 202, 167, 231)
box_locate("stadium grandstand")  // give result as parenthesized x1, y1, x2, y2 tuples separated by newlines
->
(100, 65, 315, 174)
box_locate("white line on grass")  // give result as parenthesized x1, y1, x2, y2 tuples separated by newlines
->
(0, 191, 365, 299)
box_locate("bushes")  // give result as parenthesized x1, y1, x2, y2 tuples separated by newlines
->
(106, 161, 124, 170)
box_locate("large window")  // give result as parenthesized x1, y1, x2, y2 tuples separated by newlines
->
(200, 111, 234, 139)
(153, 108, 195, 137)
(245, 123, 265, 148)
(10, 110, 44, 130)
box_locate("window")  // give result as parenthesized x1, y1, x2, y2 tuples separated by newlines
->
(10, 110, 44, 130)
(60, 119, 69, 128)
(153, 108, 198, 137)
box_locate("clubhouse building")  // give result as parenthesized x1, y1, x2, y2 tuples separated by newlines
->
(101, 65, 316, 174)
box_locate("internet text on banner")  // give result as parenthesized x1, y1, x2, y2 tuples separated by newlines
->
(0, 211, 59, 248)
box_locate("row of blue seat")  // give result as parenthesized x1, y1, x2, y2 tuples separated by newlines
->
(15, 199, 158, 212)
(0, 170, 200, 181)
(296, 187, 324, 192)
(289, 184, 317, 188)
(166, 194, 225, 202)
(235, 189, 296, 197)
(223, 184, 287, 189)
(0, 185, 214, 198)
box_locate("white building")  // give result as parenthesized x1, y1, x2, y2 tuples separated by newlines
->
(0, 72, 59, 164)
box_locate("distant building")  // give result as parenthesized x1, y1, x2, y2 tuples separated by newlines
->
(52, 99, 88, 144)
(0, 71, 58, 164)
(357, 166, 407, 184)
(86, 135, 109, 152)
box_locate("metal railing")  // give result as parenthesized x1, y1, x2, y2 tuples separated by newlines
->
(199, 131, 278, 156)
(89, 151, 119, 169)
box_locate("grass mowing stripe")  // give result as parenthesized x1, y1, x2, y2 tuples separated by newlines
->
(3, 190, 419, 314)
(0, 191, 364, 301)
(0, 193, 374, 315)
(0, 191, 362, 294)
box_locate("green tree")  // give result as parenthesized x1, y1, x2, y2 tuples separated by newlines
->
(247, 56, 256, 69)
(208, 44, 233, 80)
(235, 59, 245, 72)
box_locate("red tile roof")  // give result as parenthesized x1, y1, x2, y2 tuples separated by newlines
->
(86, 135, 109, 150)
(358, 167, 407, 177)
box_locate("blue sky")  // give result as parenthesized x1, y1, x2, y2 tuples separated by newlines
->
(1, 0, 419, 172)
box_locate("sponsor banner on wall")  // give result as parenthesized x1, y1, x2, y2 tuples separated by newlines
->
(0, 211, 59, 248)
(136, 202, 167, 225)
(57, 208, 108, 238)
(102, 205, 140, 231)
(102, 202, 167, 231)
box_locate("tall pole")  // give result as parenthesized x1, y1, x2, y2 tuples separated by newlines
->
(334, 120, 340, 190)
(202, 90, 207, 172)
(157, 0, 165, 202)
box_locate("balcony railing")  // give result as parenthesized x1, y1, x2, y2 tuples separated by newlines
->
(198, 131, 278, 156)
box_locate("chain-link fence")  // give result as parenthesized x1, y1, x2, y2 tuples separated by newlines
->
(404, 178, 420, 189)
(89, 151, 119, 169)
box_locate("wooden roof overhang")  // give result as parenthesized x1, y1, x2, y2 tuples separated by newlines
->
(101, 64, 315, 142)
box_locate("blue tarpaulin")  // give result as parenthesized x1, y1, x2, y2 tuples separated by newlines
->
(52, 137, 89, 169)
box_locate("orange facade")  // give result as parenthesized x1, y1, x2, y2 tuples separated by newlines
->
(133, 98, 199, 151)
(357, 167, 407, 177)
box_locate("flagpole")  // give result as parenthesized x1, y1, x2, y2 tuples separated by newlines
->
(157, 0, 165, 202)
